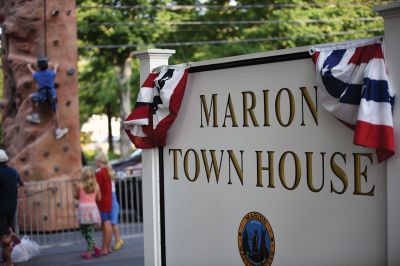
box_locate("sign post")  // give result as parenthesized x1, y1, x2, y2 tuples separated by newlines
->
(131, 49, 176, 266)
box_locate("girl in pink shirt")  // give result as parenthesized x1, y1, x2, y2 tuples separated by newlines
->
(73, 166, 101, 259)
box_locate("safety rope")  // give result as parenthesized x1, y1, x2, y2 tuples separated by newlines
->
(43, 0, 47, 56)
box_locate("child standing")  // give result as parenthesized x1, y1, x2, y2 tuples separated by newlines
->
(95, 152, 123, 255)
(74, 166, 101, 259)
(111, 179, 123, 251)
(26, 56, 68, 140)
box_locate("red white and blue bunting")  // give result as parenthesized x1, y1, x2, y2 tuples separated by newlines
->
(124, 64, 189, 148)
(310, 37, 395, 162)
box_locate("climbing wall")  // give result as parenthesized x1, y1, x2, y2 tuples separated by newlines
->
(0, 1, 81, 231)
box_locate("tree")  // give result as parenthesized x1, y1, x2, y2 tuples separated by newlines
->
(163, 0, 385, 63)
(78, 57, 120, 152)
(77, 0, 188, 157)
(242, 228, 250, 256)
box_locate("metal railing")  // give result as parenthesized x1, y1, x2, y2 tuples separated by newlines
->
(15, 175, 143, 247)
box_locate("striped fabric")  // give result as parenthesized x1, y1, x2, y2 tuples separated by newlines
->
(310, 37, 395, 162)
(124, 64, 189, 148)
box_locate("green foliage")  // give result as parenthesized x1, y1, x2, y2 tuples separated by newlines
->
(108, 151, 121, 161)
(164, 0, 386, 63)
(0, 65, 3, 96)
(82, 149, 98, 164)
(77, 0, 163, 127)
(78, 57, 121, 124)
(80, 131, 93, 145)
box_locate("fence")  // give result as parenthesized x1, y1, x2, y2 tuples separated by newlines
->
(15, 175, 143, 247)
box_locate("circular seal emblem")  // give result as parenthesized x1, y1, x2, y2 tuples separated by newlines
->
(238, 212, 275, 266)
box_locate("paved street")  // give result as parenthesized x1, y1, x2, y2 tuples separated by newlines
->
(18, 235, 144, 266)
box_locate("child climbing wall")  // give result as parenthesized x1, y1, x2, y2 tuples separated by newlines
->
(26, 56, 69, 140)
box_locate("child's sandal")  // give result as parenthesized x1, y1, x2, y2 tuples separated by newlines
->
(80, 251, 93, 259)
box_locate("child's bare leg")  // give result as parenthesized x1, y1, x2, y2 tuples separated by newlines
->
(54, 109, 68, 140)
(8, 227, 18, 245)
(32, 102, 37, 113)
(101, 220, 112, 254)
(112, 225, 123, 251)
(1, 234, 13, 266)
(55, 110, 60, 129)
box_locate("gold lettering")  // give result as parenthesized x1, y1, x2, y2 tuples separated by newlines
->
(300, 86, 318, 126)
(353, 153, 374, 196)
(223, 94, 238, 127)
(263, 90, 270, 126)
(227, 150, 244, 185)
(242, 91, 259, 127)
(330, 152, 348, 194)
(306, 152, 325, 192)
(169, 149, 182, 180)
(275, 88, 295, 127)
(200, 94, 218, 127)
(201, 150, 223, 183)
(279, 151, 301, 190)
(256, 151, 275, 187)
(184, 149, 200, 182)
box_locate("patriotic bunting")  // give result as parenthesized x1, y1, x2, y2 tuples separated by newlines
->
(310, 37, 395, 162)
(124, 64, 189, 148)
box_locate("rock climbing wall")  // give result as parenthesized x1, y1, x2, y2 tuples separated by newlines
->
(0, 0, 81, 231)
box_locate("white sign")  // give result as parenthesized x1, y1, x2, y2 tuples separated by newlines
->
(161, 49, 386, 266)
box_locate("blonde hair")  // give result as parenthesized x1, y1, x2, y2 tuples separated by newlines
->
(81, 166, 97, 193)
(94, 151, 115, 180)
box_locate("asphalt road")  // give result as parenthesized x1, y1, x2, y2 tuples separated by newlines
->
(17, 235, 144, 266)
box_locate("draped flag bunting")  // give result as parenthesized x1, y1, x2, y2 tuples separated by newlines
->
(124, 64, 189, 148)
(309, 37, 395, 162)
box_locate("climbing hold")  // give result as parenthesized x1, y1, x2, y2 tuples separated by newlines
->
(54, 165, 60, 172)
(23, 81, 31, 89)
(66, 10, 72, 16)
(43, 151, 50, 157)
(53, 39, 59, 46)
(62, 144, 69, 152)
(16, 43, 31, 53)
(65, 100, 71, 107)
(19, 156, 26, 162)
(57, 202, 62, 208)
(15, 125, 20, 133)
(54, 82, 60, 89)
(24, 170, 29, 176)
(43, 214, 48, 221)
(51, 9, 59, 16)
(66, 67, 75, 76)
(27, 26, 35, 33)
